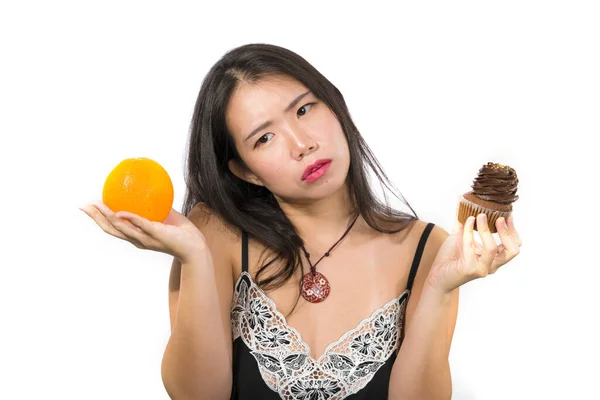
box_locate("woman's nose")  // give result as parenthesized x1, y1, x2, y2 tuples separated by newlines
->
(288, 125, 318, 160)
(295, 142, 317, 160)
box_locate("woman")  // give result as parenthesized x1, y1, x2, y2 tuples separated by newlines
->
(81, 43, 521, 400)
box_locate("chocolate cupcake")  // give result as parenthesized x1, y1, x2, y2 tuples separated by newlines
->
(458, 162, 519, 233)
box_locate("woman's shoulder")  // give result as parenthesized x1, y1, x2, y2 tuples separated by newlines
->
(394, 218, 450, 291)
(350, 216, 448, 273)
(186, 202, 242, 257)
(373, 216, 439, 242)
(412, 218, 449, 241)
(405, 218, 449, 254)
(380, 218, 449, 267)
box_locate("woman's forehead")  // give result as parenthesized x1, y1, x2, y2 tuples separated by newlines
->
(234, 75, 308, 103)
(226, 76, 310, 137)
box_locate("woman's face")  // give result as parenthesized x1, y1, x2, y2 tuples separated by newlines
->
(226, 75, 350, 203)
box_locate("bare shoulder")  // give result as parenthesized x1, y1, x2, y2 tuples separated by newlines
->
(366, 217, 450, 269)
(187, 202, 241, 245)
(402, 219, 449, 282)
(416, 219, 450, 251)
(186, 203, 242, 257)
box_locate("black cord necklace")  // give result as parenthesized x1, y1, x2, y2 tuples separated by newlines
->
(299, 213, 360, 303)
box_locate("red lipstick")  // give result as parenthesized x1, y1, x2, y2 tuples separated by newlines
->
(302, 159, 332, 182)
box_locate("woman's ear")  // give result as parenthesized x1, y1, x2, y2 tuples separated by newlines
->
(228, 158, 264, 186)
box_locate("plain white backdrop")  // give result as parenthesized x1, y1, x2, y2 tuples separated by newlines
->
(1, 1, 598, 399)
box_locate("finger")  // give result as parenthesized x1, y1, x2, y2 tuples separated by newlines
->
(489, 244, 513, 273)
(116, 218, 148, 239)
(91, 201, 116, 217)
(489, 245, 507, 274)
(453, 216, 464, 236)
(90, 202, 139, 235)
(507, 214, 522, 247)
(495, 217, 520, 257)
(81, 204, 147, 249)
(113, 212, 165, 250)
(111, 215, 157, 248)
(474, 242, 484, 256)
(476, 213, 497, 267)
(92, 202, 143, 235)
(81, 203, 129, 241)
(488, 216, 521, 273)
(79, 205, 92, 218)
(463, 215, 476, 252)
(115, 211, 160, 239)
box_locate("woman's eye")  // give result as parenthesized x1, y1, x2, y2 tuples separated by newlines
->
(254, 103, 315, 148)
(254, 132, 273, 148)
(297, 103, 314, 117)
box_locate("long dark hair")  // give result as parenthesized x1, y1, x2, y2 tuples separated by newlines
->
(182, 43, 418, 293)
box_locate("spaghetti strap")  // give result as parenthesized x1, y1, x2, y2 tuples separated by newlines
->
(242, 231, 249, 273)
(405, 222, 435, 292)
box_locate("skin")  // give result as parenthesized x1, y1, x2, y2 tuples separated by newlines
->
(80, 74, 522, 399)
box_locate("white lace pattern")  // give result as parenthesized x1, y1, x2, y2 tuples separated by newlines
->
(231, 272, 409, 399)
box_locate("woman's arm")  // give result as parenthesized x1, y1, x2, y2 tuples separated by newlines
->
(389, 212, 521, 399)
(388, 224, 459, 400)
(161, 204, 235, 400)
(81, 201, 235, 399)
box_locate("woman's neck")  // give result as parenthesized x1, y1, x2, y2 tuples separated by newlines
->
(277, 185, 358, 244)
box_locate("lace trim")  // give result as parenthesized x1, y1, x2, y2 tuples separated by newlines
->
(231, 272, 409, 399)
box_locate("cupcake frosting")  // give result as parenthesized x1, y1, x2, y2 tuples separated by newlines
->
(471, 162, 519, 204)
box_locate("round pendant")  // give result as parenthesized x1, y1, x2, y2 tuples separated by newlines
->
(300, 271, 330, 303)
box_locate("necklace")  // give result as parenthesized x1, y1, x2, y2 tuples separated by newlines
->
(299, 213, 360, 303)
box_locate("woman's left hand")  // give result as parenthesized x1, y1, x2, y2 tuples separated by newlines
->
(426, 212, 522, 294)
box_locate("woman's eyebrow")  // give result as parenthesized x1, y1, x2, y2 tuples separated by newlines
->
(244, 90, 312, 142)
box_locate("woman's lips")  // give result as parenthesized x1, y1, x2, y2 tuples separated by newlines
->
(302, 160, 332, 183)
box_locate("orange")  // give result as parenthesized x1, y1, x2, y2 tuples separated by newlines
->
(102, 157, 174, 222)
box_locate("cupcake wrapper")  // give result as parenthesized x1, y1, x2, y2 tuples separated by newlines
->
(458, 195, 511, 233)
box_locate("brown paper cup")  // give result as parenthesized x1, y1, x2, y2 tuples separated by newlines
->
(458, 194, 511, 233)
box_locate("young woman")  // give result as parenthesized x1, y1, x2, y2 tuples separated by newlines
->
(81, 43, 522, 400)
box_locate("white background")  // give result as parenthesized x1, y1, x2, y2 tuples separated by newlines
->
(1, 1, 598, 399)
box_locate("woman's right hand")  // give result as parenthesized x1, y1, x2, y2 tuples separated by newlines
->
(80, 202, 208, 264)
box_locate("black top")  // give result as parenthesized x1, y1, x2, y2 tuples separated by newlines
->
(230, 222, 435, 399)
